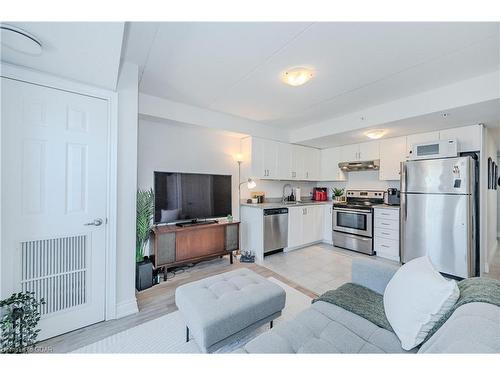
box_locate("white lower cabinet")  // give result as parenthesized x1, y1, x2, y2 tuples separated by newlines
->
(322, 205, 333, 244)
(373, 207, 400, 262)
(287, 205, 325, 250)
(287, 207, 304, 248)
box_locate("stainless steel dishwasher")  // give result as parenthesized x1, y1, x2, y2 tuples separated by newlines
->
(263, 208, 288, 255)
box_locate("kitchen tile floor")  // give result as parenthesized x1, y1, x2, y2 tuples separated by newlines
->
(260, 243, 400, 295)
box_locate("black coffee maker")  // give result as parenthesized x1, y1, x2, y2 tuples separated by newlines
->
(384, 188, 400, 205)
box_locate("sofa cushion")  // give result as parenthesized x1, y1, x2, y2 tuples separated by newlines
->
(241, 301, 414, 353)
(384, 256, 459, 350)
(418, 302, 500, 353)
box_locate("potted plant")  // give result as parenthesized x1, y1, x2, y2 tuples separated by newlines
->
(332, 187, 345, 202)
(136, 188, 155, 291)
(0, 292, 45, 353)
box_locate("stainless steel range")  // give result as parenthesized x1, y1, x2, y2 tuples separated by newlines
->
(332, 190, 384, 255)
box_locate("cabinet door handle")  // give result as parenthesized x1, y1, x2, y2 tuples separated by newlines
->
(381, 245, 390, 248)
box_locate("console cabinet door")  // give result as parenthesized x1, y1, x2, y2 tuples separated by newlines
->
(225, 224, 239, 251)
(176, 226, 225, 261)
(155, 232, 176, 266)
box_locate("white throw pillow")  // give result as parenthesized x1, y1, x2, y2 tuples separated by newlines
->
(383, 256, 459, 350)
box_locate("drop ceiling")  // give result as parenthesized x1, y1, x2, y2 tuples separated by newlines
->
(299, 98, 500, 148)
(0, 22, 124, 90)
(124, 22, 500, 130)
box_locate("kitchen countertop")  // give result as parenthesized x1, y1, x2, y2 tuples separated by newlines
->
(241, 201, 400, 210)
(240, 201, 333, 209)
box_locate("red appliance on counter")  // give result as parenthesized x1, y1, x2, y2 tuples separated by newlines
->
(313, 187, 328, 201)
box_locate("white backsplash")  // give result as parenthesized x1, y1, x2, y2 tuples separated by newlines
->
(242, 170, 400, 200)
(242, 180, 317, 200)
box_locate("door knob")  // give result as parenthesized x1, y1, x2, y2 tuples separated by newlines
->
(85, 218, 103, 226)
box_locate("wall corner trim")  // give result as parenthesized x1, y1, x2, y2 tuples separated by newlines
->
(115, 298, 139, 319)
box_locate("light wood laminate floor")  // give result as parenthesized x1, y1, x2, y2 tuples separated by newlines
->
(38, 256, 318, 353)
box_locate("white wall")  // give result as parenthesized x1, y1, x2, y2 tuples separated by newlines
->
(115, 62, 139, 318)
(498, 154, 500, 238)
(484, 128, 498, 271)
(138, 119, 241, 220)
(318, 171, 399, 197)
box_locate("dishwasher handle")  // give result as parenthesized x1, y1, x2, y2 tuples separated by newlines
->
(263, 208, 288, 216)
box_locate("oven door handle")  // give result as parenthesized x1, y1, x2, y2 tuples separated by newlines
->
(333, 208, 372, 214)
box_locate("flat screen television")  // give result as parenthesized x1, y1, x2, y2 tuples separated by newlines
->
(153, 171, 232, 224)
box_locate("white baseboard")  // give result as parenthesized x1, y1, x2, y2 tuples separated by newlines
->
(115, 297, 139, 319)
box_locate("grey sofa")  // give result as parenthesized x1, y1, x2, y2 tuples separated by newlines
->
(238, 258, 500, 353)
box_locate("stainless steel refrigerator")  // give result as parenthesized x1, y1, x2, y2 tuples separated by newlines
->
(400, 156, 478, 278)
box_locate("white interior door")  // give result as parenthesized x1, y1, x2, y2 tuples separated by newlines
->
(1, 78, 109, 340)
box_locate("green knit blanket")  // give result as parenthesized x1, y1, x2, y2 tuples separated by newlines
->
(313, 282, 393, 331)
(313, 277, 500, 342)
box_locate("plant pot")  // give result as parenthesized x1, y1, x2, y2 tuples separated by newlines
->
(135, 258, 153, 291)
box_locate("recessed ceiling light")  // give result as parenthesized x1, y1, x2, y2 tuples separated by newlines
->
(365, 129, 386, 139)
(0, 24, 42, 55)
(281, 67, 314, 87)
(442, 113, 450, 118)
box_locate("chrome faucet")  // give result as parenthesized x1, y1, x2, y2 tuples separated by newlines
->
(282, 183, 292, 203)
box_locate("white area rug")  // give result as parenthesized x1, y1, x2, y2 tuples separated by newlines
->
(73, 277, 311, 353)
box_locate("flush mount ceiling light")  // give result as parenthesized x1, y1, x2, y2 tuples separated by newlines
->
(365, 129, 386, 139)
(0, 24, 42, 55)
(281, 67, 314, 87)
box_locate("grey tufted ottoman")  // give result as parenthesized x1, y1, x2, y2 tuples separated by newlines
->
(175, 268, 286, 353)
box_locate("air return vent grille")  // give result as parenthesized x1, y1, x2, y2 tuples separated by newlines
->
(21, 235, 87, 315)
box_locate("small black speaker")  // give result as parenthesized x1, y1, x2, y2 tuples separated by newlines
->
(136, 259, 153, 291)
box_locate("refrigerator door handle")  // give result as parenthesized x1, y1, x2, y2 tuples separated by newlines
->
(400, 161, 407, 192)
(400, 192, 406, 263)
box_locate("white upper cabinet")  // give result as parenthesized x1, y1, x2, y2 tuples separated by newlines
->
(339, 144, 359, 162)
(262, 138, 278, 179)
(439, 125, 481, 152)
(379, 136, 407, 181)
(241, 137, 277, 179)
(277, 142, 292, 180)
(242, 125, 482, 183)
(358, 141, 380, 161)
(406, 131, 440, 156)
(339, 141, 379, 162)
(304, 147, 320, 181)
(320, 147, 346, 181)
(290, 145, 306, 180)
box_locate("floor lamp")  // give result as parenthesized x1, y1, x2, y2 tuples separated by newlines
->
(236, 154, 256, 258)
(235, 154, 256, 208)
